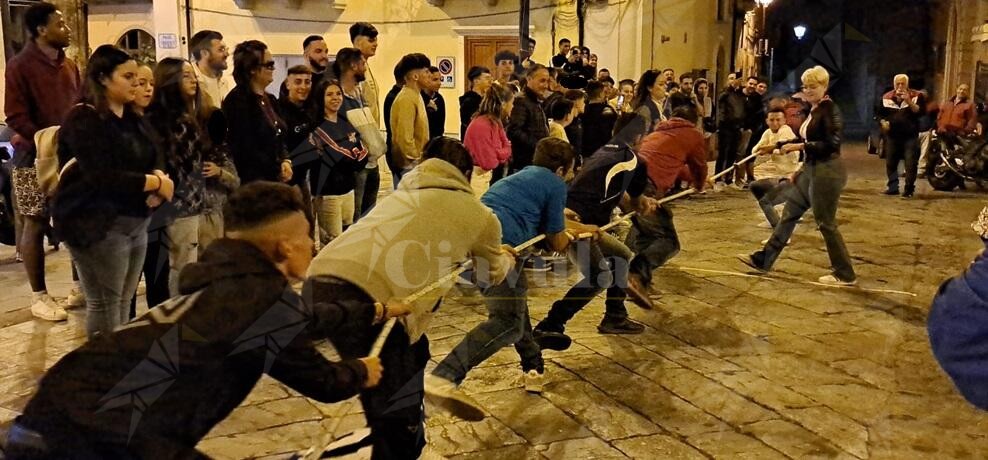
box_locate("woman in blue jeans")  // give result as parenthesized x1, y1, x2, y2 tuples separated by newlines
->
(739, 66, 856, 285)
(52, 45, 173, 339)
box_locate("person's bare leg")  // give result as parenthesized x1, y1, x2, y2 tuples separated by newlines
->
(22, 217, 47, 292)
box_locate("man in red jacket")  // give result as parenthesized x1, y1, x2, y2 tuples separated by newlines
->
(4, 2, 81, 322)
(629, 93, 708, 290)
(937, 83, 977, 135)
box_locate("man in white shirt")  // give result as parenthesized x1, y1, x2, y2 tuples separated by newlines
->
(748, 107, 798, 230)
(190, 30, 232, 108)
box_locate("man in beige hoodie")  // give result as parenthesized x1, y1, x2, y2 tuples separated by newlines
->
(306, 137, 512, 459)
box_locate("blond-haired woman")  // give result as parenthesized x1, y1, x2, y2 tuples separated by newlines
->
(463, 82, 513, 196)
(740, 66, 856, 285)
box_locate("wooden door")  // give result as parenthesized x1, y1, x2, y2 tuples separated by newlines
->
(465, 36, 519, 88)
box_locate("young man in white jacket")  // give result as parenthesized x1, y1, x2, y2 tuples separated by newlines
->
(748, 106, 799, 234)
(305, 137, 513, 459)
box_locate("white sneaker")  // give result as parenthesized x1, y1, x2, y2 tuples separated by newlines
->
(817, 274, 857, 286)
(136, 280, 147, 297)
(760, 236, 792, 245)
(424, 374, 485, 421)
(524, 369, 545, 394)
(31, 294, 68, 322)
(712, 182, 725, 192)
(757, 221, 773, 229)
(65, 288, 85, 309)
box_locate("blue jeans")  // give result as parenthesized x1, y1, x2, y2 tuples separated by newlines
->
(750, 177, 793, 228)
(626, 206, 681, 287)
(751, 158, 856, 282)
(539, 232, 633, 333)
(69, 216, 149, 339)
(433, 264, 543, 384)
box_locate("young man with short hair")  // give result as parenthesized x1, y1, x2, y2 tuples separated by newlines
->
(307, 137, 513, 458)
(189, 29, 231, 107)
(4, 182, 406, 458)
(422, 66, 446, 139)
(388, 53, 432, 184)
(610, 78, 635, 113)
(5, 1, 81, 321)
(552, 38, 571, 68)
(493, 49, 518, 86)
(737, 76, 765, 188)
(629, 94, 708, 293)
(747, 107, 799, 232)
(349, 22, 393, 212)
(428, 138, 596, 415)
(582, 81, 619, 158)
(534, 115, 657, 350)
(303, 34, 331, 87)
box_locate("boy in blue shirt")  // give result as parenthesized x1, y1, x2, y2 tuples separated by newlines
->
(425, 138, 597, 420)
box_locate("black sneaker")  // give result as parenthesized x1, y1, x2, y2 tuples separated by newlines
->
(882, 189, 899, 196)
(597, 318, 645, 335)
(533, 328, 572, 351)
(902, 190, 914, 198)
(736, 254, 768, 273)
(523, 256, 552, 273)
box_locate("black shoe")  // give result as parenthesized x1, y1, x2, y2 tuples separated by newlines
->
(882, 189, 899, 196)
(902, 190, 914, 198)
(736, 254, 768, 273)
(597, 318, 645, 335)
(533, 328, 572, 351)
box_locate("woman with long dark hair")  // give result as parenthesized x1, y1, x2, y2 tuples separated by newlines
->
(222, 40, 292, 184)
(146, 57, 208, 295)
(740, 66, 856, 285)
(304, 79, 368, 245)
(631, 69, 667, 132)
(53, 45, 173, 338)
(463, 82, 513, 196)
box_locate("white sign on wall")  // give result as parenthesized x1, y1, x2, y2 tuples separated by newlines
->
(436, 56, 455, 88)
(158, 33, 178, 50)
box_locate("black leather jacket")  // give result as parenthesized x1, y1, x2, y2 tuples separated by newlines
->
(803, 99, 842, 163)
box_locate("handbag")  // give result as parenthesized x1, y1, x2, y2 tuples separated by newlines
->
(344, 87, 386, 164)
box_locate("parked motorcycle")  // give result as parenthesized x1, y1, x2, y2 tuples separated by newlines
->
(927, 131, 988, 191)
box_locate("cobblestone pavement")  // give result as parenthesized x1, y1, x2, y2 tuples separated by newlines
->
(1, 146, 987, 458)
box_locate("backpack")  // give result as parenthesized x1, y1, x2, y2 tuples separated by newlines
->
(35, 103, 91, 197)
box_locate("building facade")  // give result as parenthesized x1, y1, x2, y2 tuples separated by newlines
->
(4, 0, 739, 132)
(935, 0, 988, 105)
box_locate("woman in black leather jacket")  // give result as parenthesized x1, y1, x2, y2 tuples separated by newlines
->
(740, 65, 856, 285)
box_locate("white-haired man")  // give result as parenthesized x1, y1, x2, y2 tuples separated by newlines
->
(878, 74, 925, 198)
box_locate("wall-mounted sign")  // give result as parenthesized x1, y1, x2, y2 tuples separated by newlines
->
(436, 56, 455, 88)
(158, 33, 178, 50)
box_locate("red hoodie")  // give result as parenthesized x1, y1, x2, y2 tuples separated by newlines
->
(638, 118, 708, 196)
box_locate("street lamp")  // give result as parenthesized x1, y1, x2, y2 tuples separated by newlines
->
(794, 25, 808, 40)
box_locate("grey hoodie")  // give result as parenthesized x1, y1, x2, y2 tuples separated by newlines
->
(307, 158, 511, 342)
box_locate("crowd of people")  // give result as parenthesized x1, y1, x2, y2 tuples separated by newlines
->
(1, 2, 938, 458)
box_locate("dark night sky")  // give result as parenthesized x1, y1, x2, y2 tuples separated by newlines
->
(763, 0, 932, 135)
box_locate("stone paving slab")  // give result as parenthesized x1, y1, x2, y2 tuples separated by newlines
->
(1, 147, 988, 458)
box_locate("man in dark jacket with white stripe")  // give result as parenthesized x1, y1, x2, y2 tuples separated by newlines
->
(4, 182, 408, 458)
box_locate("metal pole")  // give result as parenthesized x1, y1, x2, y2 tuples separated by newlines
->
(520, 0, 530, 60)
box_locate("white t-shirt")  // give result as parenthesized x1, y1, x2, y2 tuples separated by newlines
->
(753, 125, 800, 177)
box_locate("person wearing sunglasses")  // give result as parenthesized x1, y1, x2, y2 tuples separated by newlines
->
(222, 40, 293, 185)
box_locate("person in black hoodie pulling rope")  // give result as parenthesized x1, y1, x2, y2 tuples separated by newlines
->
(4, 182, 409, 459)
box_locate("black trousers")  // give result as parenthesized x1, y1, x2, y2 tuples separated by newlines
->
(716, 126, 741, 184)
(316, 279, 429, 460)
